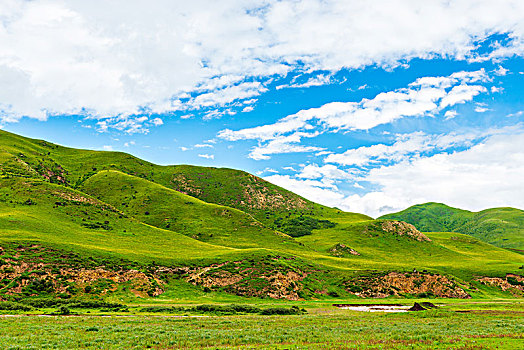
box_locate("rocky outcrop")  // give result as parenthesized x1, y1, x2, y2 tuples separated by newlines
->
(476, 274, 524, 297)
(345, 271, 470, 298)
(381, 221, 431, 242)
(328, 243, 360, 257)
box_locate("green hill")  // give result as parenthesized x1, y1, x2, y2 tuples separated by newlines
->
(79, 170, 303, 251)
(1, 130, 524, 302)
(379, 202, 524, 249)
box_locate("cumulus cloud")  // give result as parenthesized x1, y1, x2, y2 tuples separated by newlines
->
(260, 127, 524, 217)
(1, 0, 524, 128)
(220, 70, 491, 157)
(198, 153, 214, 159)
(342, 131, 524, 217)
(248, 132, 324, 160)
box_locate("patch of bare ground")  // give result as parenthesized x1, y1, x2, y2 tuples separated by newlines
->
(181, 257, 310, 300)
(0, 260, 164, 298)
(475, 274, 524, 297)
(328, 243, 360, 257)
(345, 271, 470, 298)
(381, 221, 431, 241)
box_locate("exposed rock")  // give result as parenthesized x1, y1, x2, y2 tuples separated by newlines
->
(475, 274, 524, 297)
(184, 258, 310, 301)
(328, 243, 360, 257)
(345, 271, 470, 299)
(381, 221, 431, 242)
(0, 257, 164, 297)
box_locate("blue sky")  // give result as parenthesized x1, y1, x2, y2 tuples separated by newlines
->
(1, 1, 524, 217)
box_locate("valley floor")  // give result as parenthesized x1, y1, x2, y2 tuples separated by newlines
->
(0, 301, 522, 349)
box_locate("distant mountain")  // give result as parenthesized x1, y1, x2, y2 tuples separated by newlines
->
(379, 202, 524, 250)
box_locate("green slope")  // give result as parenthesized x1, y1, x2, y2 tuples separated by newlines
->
(379, 203, 524, 249)
(2, 130, 524, 301)
(79, 170, 302, 251)
(0, 177, 245, 264)
(0, 129, 338, 224)
(295, 215, 524, 279)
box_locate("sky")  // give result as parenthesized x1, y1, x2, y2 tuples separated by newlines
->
(1, 0, 524, 217)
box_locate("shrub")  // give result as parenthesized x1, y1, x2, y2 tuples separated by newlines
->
(280, 216, 336, 237)
(259, 306, 306, 315)
(57, 306, 71, 315)
(0, 302, 32, 311)
(507, 276, 524, 286)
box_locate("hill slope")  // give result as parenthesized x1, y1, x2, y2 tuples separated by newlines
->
(1, 130, 524, 301)
(379, 203, 524, 249)
(0, 129, 357, 225)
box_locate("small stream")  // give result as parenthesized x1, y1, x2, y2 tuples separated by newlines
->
(333, 304, 411, 313)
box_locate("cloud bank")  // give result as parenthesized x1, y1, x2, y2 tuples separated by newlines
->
(1, 0, 524, 131)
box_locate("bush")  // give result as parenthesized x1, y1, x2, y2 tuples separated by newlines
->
(259, 306, 306, 315)
(507, 276, 524, 286)
(280, 216, 336, 237)
(0, 302, 32, 311)
(57, 306, 71, 315)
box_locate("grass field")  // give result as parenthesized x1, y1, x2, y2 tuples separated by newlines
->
(0, 301, 522, 349)
(1, 121, 524, 349)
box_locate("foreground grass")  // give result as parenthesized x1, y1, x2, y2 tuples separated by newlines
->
(0, 305, 522, 349)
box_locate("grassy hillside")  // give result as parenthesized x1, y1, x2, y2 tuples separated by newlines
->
(0, 176, 242, 264)
(296, 214, 524, 279)
(79, 170, 303, 251)
(379, 202, 524, 249)
(0, 129, 336, 224)
(1, 130, 524, 302)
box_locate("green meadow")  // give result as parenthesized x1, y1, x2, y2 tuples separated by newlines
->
(0, 302, 523, 349)
(1, 129, 523, 348)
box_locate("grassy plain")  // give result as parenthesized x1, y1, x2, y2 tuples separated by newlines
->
(0, 301, 522, 349)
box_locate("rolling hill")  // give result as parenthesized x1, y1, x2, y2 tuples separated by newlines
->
(1, 129, 524, 302)
(379, 202, 524, 250)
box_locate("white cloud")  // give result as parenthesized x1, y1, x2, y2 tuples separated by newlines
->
(439, 85, 487, 109)
(1, 0, 524, 125)
(198, 153, 214, 159)
(248, 132, 324, 160)
(324, 131, 483, 166)
(494, 66, 509, 76)
(220, 70, 491, 149)
(194, 143, 214, 148)
(475, 106, 489, 113)
(444, 110, 458, 119)
(276, 73, 333, 90)
(342, 131, 524, 217)
(151, 117, 164, 126)
(297, 163, 353, 180)
(264, 174, 345, 208)
(102, 145, 113, 151)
